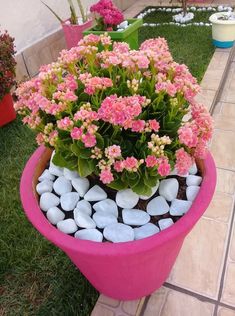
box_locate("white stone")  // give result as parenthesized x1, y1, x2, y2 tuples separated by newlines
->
(60, 192, 80, 211)
(49, 162, 64, 177)
(57, 218, 77, 234)
(117, 28, 124, 32)
(75, 200, 92, 216)
(118, 20, 128, 29)
(159, 178, 179, 202)
(189, 163, 198, 175)
(36, 180, 53, 195)
(93, 211, 117, 229)
(218, 5, 224, 11)
(186, 175, 202, 186)
(186, 186, 200, 201)
(134, 223, 160, 240)
(158, 218, 174, 230)
(139, 182, 159, 200)
(74, 229, 103, 242)
(173, 12, 194, 23)
(38, 169, 55, 182)
(116, 189, 139, 209)
(46, 206, 65, 225)
(170, 199, 192, 216)
(93, 199, 118, 217)
(53, 176, 72, 196)
(146, 196, 169, 216)
(74, 210, 96, 228)
(84, 185, 107, 202)
(63, 168, 80, 180)
(72, 177, 90, 197)
(122, 209, 150, 226)
(103, 223, 134, 243)
(40, 192, 60, 212)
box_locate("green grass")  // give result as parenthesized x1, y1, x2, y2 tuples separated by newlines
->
(0, 8, 216, 315)
(139, 7, 215, 82)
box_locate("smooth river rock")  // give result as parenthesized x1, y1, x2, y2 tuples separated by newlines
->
(158, 218, 174, 230)
(74, 229, 103, 242)
(122, 209, 150, 226)
(186, 186, 200, 201)
(60, 192, 80, 211)
(57, 218, 77, 234)
(103, 223, 134, 243)
(63, 168, 80, 180)
(36, 180, 53, 195)
(84, 185, 107, 202)
(93, 211, 117, 229)
(116, 189, 139, 209)
(53, 176, 72, 196)
(72, 177, 90, 197)
(74, 210, 96, 229)
(93, 199, 118, 217)
(159, 178, 179, 202)
(40, 192, 60, 212)
(186, 175, 202, 186)
(75, 200, 92, 216)
(38, 169, 55, 182)
(46, 206, 65, 225)
(146, 196, 169, 216)
(49, 162, 64, 177)
(169, 199, 192, 216)
(134, 223, 160, 240)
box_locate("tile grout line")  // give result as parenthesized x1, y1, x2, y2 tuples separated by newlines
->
(213, 203, 235, 316)
(138, 295, 151, 316)
(21, 52, 31, 78)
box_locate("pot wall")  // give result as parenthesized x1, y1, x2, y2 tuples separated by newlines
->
(209, 13, 235, 48)
(20, 146, 216, 300)
(0, 94, 16, 127)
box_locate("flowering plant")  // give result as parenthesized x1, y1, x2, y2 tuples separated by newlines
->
(15, 34, 213, 196)
(0, 30, 16, 101)
(90, 0, 124, 31)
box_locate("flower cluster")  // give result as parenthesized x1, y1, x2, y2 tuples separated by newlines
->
(90, 0, 124, 31)
(15, 34, 213, 196)
(0, 30, 16, 100)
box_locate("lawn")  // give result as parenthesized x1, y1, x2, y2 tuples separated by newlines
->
(0, 8, 215, 316)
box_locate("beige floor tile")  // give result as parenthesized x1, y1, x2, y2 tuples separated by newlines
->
(203, 191, 234, 223)
(220, 63, 235, 104)
(144, 287, 214, 316)
(98, 295, 120, 308)
(221, 103, 235, 118)
(91, 304, 114, 316)
(229, 221, 235, 261)
(218, 307, 235, 316)
(214, 116, 235, 132)
(210, 130, 235, 170)
(15, 53, 29, 82)
(195, 89, 216, 112)
(167, 217, 228, 298)
(216, 168, 235, 195)
(222, 261, 235, 307)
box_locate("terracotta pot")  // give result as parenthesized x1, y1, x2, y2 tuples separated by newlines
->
(20, 146, 216, 300)
(62, 19, 93, 49)
(0, 94, 16, 127)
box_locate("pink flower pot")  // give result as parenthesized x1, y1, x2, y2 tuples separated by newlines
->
(62, 19, 93, 49)
(20, 146, 216, 300)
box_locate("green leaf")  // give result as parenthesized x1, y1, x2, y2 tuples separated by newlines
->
(78, 158, 95, 177)
(52, 151, 67, 167)
(95, 133, 104, 149)
(108, 178, 128, 191)
(71, 142, 91, 159)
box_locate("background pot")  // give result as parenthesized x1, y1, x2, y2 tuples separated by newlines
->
(20, 146, 216, 300)
(209, 12, 235, 48)
(62, 19, 93, 49)
(0, 94, 16, 127)
(83, 18, 143, 49)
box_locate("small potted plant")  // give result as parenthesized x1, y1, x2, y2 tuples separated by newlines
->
(0, 30, 16, 127)
(42, 0, 92, 49)
(16, 35, 216, 300)
(209, 11, 235, 48)
(83, 0, 143, 49)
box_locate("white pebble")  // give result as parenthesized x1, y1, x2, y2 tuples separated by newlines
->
(104, 223, 134, 243)
(38, 169, 55, 182)
(63, 168, 80, 180)
(134, 223, 160, 240)
(186, 186, 200, 201)
(74, 210, 96, 228)
(49, 163, 64, 177)
(146, 196, 169, 216)
(170, 199, 192, 216)
(159, 178, 179, 202)
(186, 175, 202, 186)
(57, 218, 77, 234)
(189, 163, 198, 175)
(93, 211, 117, 229)
(84, 185, 107, 202)
(116, 189, 139, 209)
(75, 229, 103, 242)
(53, 176, 72, 196)
(158, 218, 174, 230)
(40, 192, 60, 212)
(47, 206, 65, 225)
(75, 200, 92, 216)
(72, 177, 90, 197)
(60, 192, 80, 211)
(36, 180, 53, 195)
(122, 209, 150, 226)
(93, 199, 118, 217)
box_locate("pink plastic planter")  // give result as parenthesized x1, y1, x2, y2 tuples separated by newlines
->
(20, 146, 216, 300)
(62, 19, 93, 49)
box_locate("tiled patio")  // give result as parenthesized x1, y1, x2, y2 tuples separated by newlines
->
(91, 1, 235, 315)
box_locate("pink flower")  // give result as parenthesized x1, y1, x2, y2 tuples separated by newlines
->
(194, 140, 208, 159)
(105, 145, 121, 158)
(178, 125, 198, 148)
(71, 127, 83, 140)
(57, 117, 74, 130)
(113, 160, 124, 172)
(131, 120, 145, 132)
(99, 168, 114, 184)
(175, 148, 193, 176)
(148, 119, 160, 132)
(157, 158, 171, 176)
(82, 133, 96, 148)
(36, 133, 45, 145)
(123, 157, 138, 171)
(145, 155, 158, 168)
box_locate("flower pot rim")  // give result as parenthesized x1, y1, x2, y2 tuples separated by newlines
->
(20, 145, 216, 256)
(83, 18, 143, 39)
(209, 12, 235, 25)
(62, 18, 92, 27)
